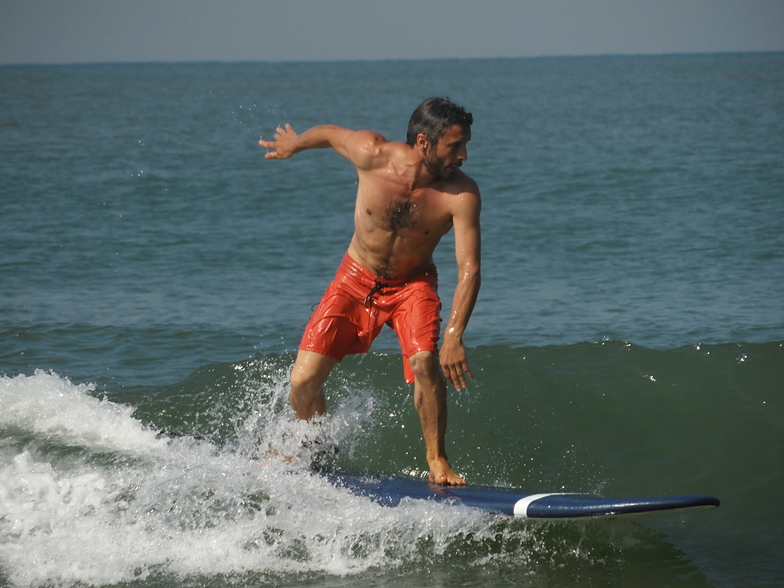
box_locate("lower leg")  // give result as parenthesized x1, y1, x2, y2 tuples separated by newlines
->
(409, 351, 466, 485)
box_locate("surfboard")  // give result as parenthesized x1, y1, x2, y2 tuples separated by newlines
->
(326, 473, 720, 519)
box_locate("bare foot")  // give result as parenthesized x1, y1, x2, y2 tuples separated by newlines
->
(258, 453, 295, 467)
(258, 439, 338, 469)
(428, 458, 466, 485)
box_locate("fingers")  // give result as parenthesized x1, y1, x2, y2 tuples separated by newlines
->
(259, 136, 283, 159)
(271, 124, 292, 141)
(259, 140, 280, 159)
(449, 366, 466, 391)
(259, 124, 296, 159)
(443, 359, 472, 391)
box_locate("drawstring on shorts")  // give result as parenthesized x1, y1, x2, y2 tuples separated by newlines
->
(364, 280, 388, 310)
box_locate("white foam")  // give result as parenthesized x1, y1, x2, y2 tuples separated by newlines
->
(0, 371, 507, 587)
(0, 370, 164, 454)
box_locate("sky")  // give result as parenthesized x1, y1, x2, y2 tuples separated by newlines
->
(1, 0, 783, 65)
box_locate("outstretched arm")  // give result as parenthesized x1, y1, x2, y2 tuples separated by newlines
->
(259, 124, 385, 169)
(440, 185, 482, 391)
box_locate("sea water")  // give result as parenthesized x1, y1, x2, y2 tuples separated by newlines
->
(1, 54, 782, 587)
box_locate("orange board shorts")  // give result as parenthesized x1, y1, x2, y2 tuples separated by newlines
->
(299, 254, 442, 384)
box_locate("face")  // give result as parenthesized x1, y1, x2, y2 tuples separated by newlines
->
(422, 124, 470, 180)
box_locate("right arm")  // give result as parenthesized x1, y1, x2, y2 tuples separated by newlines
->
(439, 179, 482, 391)
(259, 124, 386, 170)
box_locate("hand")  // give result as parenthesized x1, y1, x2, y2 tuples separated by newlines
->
(259, 123, 298, 159)
(440, 337, 473, 391)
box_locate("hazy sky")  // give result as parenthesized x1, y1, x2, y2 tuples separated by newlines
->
(1, 0, 783, 65)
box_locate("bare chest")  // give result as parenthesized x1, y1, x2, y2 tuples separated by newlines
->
(360, 190, 450, 236)
(357, 169, 452, 231)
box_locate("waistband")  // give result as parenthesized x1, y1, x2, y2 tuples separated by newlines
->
(337, 253, 437, 288)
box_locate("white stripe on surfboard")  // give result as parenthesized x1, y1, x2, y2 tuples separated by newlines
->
(513, 493, 563, 518)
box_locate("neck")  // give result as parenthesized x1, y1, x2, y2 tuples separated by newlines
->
(408, 146, 438, 190)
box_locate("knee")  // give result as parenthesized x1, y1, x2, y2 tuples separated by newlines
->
(290, 368, 324, 406)
(289, 367, 324, 417)
(290, 366, 314, 391)
(288, 351, 336, 419)
(289, 352, 335, 399)
(408, 351, 444, 386)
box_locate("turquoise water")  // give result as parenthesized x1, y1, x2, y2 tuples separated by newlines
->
(1, 54, 783, 587)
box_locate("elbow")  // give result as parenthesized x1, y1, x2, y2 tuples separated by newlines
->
(460, 266, 481, 287)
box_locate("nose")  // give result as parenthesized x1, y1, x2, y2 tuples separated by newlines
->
(458, 145, 468, 161)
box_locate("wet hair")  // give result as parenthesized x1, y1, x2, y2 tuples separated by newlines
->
(406, 97, 473, 147)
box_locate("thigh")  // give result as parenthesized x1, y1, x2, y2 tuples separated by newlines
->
(300, 279, 373, 359)
(390, 281, 442, 358)
(300, 313, 366, 360)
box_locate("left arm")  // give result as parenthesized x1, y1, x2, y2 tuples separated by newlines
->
(440, 184, 481, 391)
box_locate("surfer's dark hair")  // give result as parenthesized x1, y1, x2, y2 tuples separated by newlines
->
(406, 97, 473, 147)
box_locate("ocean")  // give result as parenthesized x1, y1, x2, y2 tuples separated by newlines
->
(1, 53, 782, 587)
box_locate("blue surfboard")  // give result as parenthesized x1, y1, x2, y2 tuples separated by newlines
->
(327, 473, 720, 519)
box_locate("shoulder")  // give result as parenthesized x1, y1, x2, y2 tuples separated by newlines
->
(345, 130, 399, 170)
(346, 129, 388, 148)
(455, 171, 480, 197)
(439, 171, 481, 232)
(447, 171, 482, 213)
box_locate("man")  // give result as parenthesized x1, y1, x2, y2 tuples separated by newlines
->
(259, 97, 480, 485)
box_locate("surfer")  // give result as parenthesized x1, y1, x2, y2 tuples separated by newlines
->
(259, 97, 480, 485)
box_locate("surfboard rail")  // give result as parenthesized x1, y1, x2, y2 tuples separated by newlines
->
(326, 473, 720, 519)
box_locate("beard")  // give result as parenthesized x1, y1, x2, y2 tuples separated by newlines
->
(424, 154, 460, 180)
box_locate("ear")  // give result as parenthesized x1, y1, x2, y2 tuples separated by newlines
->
(415, 133, 432, 153)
